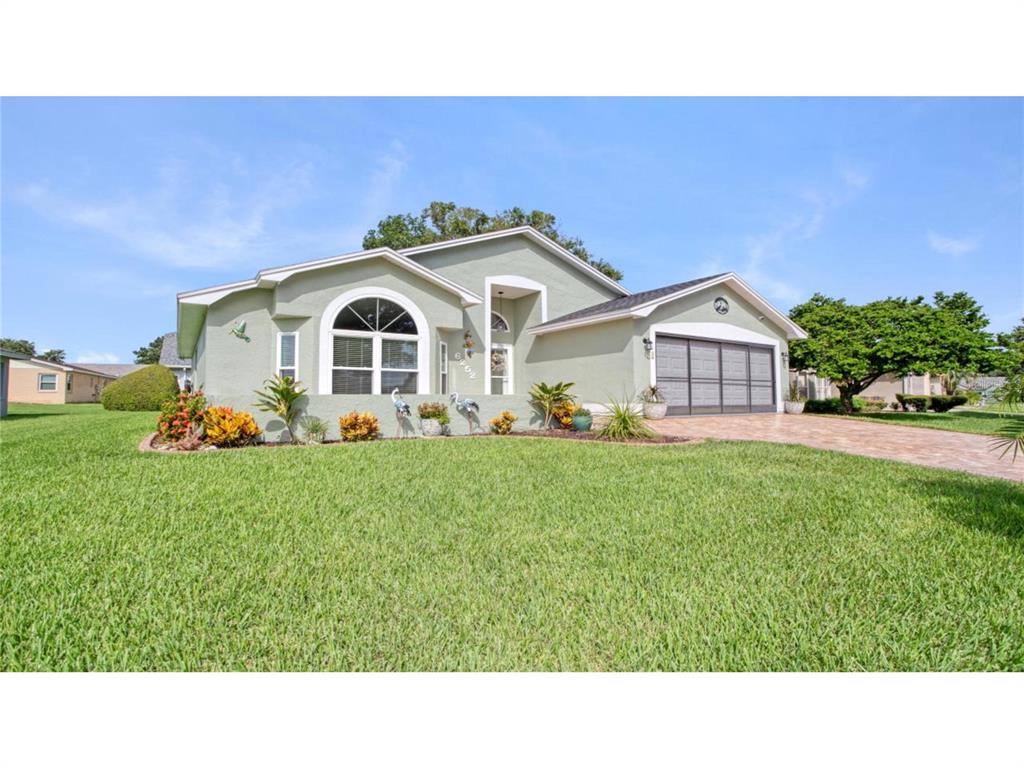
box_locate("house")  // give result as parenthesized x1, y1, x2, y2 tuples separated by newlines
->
(158, 332, 192, 389)
(75, 363, 145, 379)
(1, 347, 31, 417)
(7, 357, 119, 404)
(788, 370, 947, 404)
(176, 227, 807, 439)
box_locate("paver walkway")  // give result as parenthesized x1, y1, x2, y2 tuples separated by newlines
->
(650, 413, 1023, 482)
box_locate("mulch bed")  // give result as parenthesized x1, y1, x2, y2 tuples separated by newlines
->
(139, 429, 697, 453)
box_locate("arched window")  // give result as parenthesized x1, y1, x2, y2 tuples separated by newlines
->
(330, 296, 421, 394)
(490, 311, 510, 332)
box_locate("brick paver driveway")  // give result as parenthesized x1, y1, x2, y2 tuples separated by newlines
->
(650, 413, 1023, 482)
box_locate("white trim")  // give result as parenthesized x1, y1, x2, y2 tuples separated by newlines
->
(178, 249, 483, 307)
(530, 273, 808, 341)
(276, 331, 299, 381)
(483, 275, 548, 395)
(317, 287, 430, 395)
(647, 322, 785, 413)
(399, 226, 628, 296)
(490, 342, 514, 395)
(438, 341, 449, 394)
(37, 372, 58, 391)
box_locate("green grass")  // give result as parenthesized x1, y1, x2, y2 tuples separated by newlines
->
(841, 408, 1024, 436)
(2, 403, 1022, 671)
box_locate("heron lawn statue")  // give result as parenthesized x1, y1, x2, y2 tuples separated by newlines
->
(450, 392, 479, 433)
(391, 388, 412, 437)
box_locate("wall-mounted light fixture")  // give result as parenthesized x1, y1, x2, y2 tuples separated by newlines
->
(642, 336, 654, 357)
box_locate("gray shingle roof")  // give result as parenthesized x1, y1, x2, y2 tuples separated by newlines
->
(72, 363, 145, 378)
(158, 333, 191, 368)
(533, 273, 729, 329)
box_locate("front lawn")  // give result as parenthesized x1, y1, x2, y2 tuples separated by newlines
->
(1, 403, 1022, 671)
(842, 408, 1024, 436)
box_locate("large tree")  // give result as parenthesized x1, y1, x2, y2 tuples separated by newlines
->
(995, 317, 1024, 375)
(930, 291, 999, 391)
(788, 294, 942, 413)
(0, 338, 36, 357)
(363, 201, 624, 281)
(38, 349, 66, 363)
(133, 336, 164, 365)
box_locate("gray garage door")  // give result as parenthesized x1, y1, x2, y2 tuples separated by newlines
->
(655, 335, 776, 415)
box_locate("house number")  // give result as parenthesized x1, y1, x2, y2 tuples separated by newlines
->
(453, 352, 477, 379)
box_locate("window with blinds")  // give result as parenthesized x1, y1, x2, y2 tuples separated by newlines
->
(329, 295, 422, 395)
(332, 336, 373, 394)
(278, 332, 297, 380)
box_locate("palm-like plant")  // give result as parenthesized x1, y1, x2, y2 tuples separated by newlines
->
(528, 380, 575, 429)
(598, 395, 654, 440)
(253, 375, 307, 444)
(990, 373, 1024, 461)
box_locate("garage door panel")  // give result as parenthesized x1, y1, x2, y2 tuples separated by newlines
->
(721, 345, 747, 379)
(749, 349, 773, 382)
(656, 338, 688, 378)
(659, 378, 689, 408)
(690, 342, 720, 377)
(750, 384, 774, 406)
(722, 383, 748, 407)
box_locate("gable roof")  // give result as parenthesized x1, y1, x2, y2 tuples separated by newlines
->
(73, 363, 146, 378)
(17, 357, 124, 379)
(399, 227, 629, 296)
(530, 272, 808, 340)
(158, 333, 190, 368)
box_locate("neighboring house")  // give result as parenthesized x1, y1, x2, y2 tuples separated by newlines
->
(177, 227, 807, 438)
(158, 332, 192, 389)
(789, 371, 948, 403)
(7, 358, 119, 404)
(1, 347, 31, 417)
(75, 363, 145, 379)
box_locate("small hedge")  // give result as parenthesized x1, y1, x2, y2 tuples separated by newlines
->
(100, 364, 179, 411)
(895, 394, 930, 412)
(803, 398, 850, 414)
(928, 394, 968, 413)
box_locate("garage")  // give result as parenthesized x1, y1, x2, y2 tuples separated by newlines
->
(655, 335, 776, 415)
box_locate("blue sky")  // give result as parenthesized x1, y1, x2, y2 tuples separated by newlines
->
(2, 97, 1021, 363)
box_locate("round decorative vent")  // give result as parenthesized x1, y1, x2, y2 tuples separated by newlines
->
(713, 297, 730, 315)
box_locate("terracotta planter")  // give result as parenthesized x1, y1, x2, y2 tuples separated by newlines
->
(784, 401, 805, 415)
(572, 414, 593, 432)
(421, 418, 443, 437)
(643, 402, 668, 420)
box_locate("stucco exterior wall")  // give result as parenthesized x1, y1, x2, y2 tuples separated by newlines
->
(8, 361, 66, 403)
(67, 370, 112, 403)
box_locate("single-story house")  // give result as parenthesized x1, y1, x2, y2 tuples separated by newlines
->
(789, 370, 945, 404)
(7, 358, 120, 404)
(1, 347, 32, 417)
(176, 227, 807, 439)
(158, 332, 192, 389)
(74, 363, 145, 379)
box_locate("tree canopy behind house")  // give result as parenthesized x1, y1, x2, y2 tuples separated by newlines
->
(788, 291, 999, 412)
(38, 349, 66, 363)
(0, 338, 36, 356)
(133, 336, 165, 365)
(362, 201, 624, 282)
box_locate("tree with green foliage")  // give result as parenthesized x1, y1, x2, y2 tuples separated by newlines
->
(133, 336, 164, 365)
(363, 201, 624, 281)
(0, 338, 36, 356)
(788, 294, 941, 413)
(995, 317, 1024, 375)
(253, 375, 307, 444)
(930, 291, 1000, 392)
(38, 349, 66, 363)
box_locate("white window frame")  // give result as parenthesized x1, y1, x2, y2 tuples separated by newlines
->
(490, 342, 513, 395)
(490, 310, 511, 333)
(439, 341, 449, 395)
(38, 372, 58, 391)
(318, 287, 429, 395)
(276, 331, 299, 381)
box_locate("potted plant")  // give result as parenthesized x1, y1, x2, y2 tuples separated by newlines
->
(417, 401, 450, 437)
(640, 386, 668, 420)
(784, 381, 806, 414)
(571, 406, 593, 432)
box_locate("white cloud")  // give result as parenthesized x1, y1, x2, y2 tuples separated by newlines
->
(927, 231, 979, 256)
(76, 351, 120, 364)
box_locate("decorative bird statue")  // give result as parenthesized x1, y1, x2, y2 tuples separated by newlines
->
(391, 388, 411, 437)
(229, 321, 250, 342)
(450, 392, 479, 433)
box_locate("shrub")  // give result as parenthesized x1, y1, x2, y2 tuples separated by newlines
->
(551, 400, 578, 429)
(253, 375, 307, 444)
(417, 401, 450, 425)
(157, 390, 208, 442)
(959, 389, 982, 406)
(101, 364, 178, 411)
(203, 406, 263, 447)
(803, 398, 848, 414)
(598, 396, 654, 440)
(300, 415, 329, 444)
(489, 410, 518, 435)
(928, 394, 968, 413)
(858, 398, 888, 412)
(339, 411, 380, 442)
(529, 381, 576, 429)
(895, 394, 930, 412)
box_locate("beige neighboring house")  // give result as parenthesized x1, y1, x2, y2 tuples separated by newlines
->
(789, 369, 944, 403)
(7, 358, 121, 404)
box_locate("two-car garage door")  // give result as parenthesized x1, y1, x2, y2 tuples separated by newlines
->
(655, 336, 776, 415)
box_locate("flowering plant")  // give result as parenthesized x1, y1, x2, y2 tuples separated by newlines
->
(203, 406, 262, 447)
(489, 410, 518, 435)
(339, 411, 381, 442)
(157, 390, 207, 443)
(551, 400, 578, 429)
